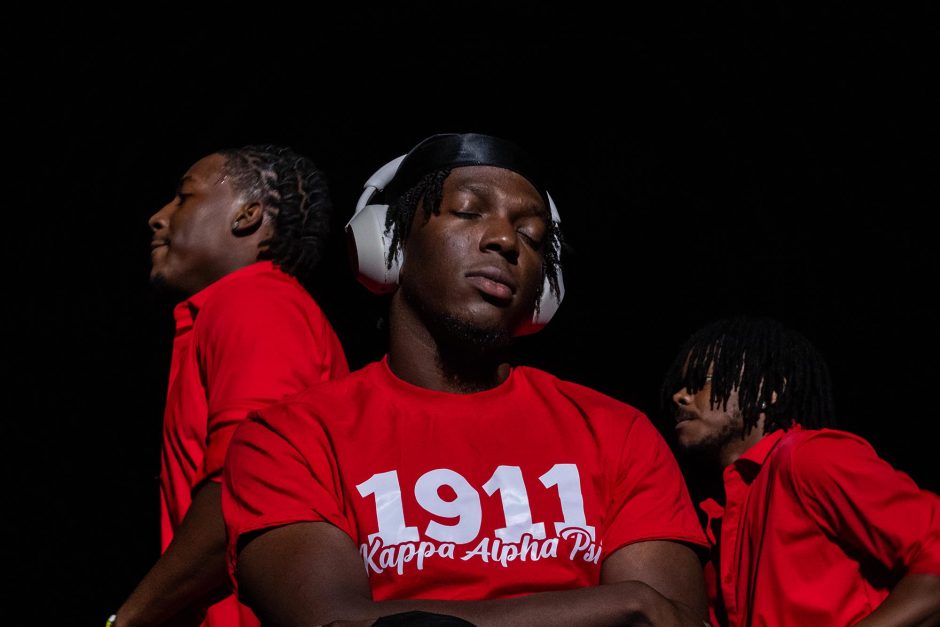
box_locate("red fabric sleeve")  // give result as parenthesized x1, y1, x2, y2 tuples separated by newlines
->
(703, 560, 723, 627)
(192, 279, 347, 487)
(221, 407, 353, 585)
(603, 413, 708, 557)
(792, 431, 940, 576)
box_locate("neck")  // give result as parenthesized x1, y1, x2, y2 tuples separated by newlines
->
(719, 417, 767, 467)
(387, 293, 512, 393)
(188, 257, 257, 297)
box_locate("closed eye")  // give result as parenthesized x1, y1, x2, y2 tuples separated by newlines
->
(452, 211, 479, 219)
(518, 230, 544, 249)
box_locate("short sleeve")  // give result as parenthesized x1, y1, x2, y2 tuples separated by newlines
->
(221, 405, 353, 585)
(603, 413, 708, 557)
(792, 431, 940, 576)
(192, 278, 348, 487)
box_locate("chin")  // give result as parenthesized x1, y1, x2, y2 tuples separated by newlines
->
(679, 438, 709, 453)
(402, 280, 523, 350)
(149, 270, 167, 288)
(436, 312, 514, 351)
(149, 272, 184, 299)
(680, 424, 741, 459)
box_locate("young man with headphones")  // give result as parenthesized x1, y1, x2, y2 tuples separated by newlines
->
(221, 133, 709, 626)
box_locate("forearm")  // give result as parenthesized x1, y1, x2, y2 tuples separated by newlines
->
(118, 483, 229, 627)
(856, 573, 940, 627)
(236, 524, 706, 627)
(264, 581, 695, 627)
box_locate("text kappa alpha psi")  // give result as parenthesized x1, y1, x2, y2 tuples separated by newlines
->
(357, 463, 603, 576)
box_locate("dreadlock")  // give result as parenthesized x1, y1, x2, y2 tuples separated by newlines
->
(661, 316, 835, 435)
(382, 168, 564, 311)
(218, 144, 332, 293)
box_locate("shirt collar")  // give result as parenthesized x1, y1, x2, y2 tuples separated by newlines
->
(173, 261, 277, 331)
(731, 424, 803, 483)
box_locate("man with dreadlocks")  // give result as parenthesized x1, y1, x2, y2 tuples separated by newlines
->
(664, 315, 940, 626)
(112, 145, 349, 627)
(221, 133, 709, 626)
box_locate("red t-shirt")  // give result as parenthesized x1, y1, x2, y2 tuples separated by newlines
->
(160, 261, 349, 627)
(223, 358, 706, 601)
(700, 427, 940, 626)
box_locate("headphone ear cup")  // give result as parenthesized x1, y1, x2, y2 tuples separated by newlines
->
(514, 190, 565, 336)
(534, 270, 564, 327)
(514, 270, 565, 336)
(346, 155, 408, 293)
(345, 203, 401, 293)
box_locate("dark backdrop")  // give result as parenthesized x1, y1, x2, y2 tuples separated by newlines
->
(3, 4, 937, 622)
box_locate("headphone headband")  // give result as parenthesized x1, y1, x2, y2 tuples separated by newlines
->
(385, 133, 549, 208)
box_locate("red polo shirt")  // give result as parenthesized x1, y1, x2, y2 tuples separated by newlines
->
(160, 261, 349, 627)
(701, 427, 940, 626)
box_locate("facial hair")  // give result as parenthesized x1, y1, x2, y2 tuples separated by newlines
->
(679, 410, 747, 465)
(434, 311, 513, 352)
(149, 273, 186, 303)
(400, 273, 515, 353)
(400, 278, 515, 390)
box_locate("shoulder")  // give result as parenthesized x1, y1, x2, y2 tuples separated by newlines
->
(518, 367, 637, 406)
(195, 266, 329, 338)
(772, 428, 882, 494)
(207, 265, 316, 312)
(515, 367, 652, 433)
(232, 366, 372, 451)
(258, 362, 379, 421)
(775, 428, 876, 469)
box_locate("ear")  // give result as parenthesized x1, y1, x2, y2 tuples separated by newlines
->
(759, 391, 779, 409)
(231, 201, 265, 235)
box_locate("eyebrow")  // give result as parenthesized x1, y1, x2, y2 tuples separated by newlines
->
(175, 175, 195, 193)
(454, 180, 493, 197)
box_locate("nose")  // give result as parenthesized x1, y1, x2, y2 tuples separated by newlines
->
(672, 387, 692, 407)
(149, 202, 172, 233)
(480, 215, 519, 263)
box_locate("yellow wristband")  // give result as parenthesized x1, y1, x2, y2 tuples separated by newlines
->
(105, 614, 117, 627)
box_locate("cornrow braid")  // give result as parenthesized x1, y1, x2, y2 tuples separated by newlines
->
(383, 168, 564, 311)
(661, 316, 836, 435)
(218, 144, 333, 292)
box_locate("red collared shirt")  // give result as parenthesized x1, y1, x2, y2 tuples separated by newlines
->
(702, 427, 940, 627)
(160, 261, 348, 627)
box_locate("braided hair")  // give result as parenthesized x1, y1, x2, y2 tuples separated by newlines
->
(218, 144, 332, 292)
(382, 168, 564, 311)
(662, 316, 836, 435)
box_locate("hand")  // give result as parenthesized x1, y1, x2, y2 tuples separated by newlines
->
(326, 611, 477, 627)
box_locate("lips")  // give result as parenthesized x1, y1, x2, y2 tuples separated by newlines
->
(465, 266, 517, 301)
(150, 239, 169, 260)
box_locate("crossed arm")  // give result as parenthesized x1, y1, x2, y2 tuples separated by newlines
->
(235, 521, 707, 627)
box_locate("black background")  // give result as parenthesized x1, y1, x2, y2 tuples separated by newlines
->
(4, 4, 938, 623)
